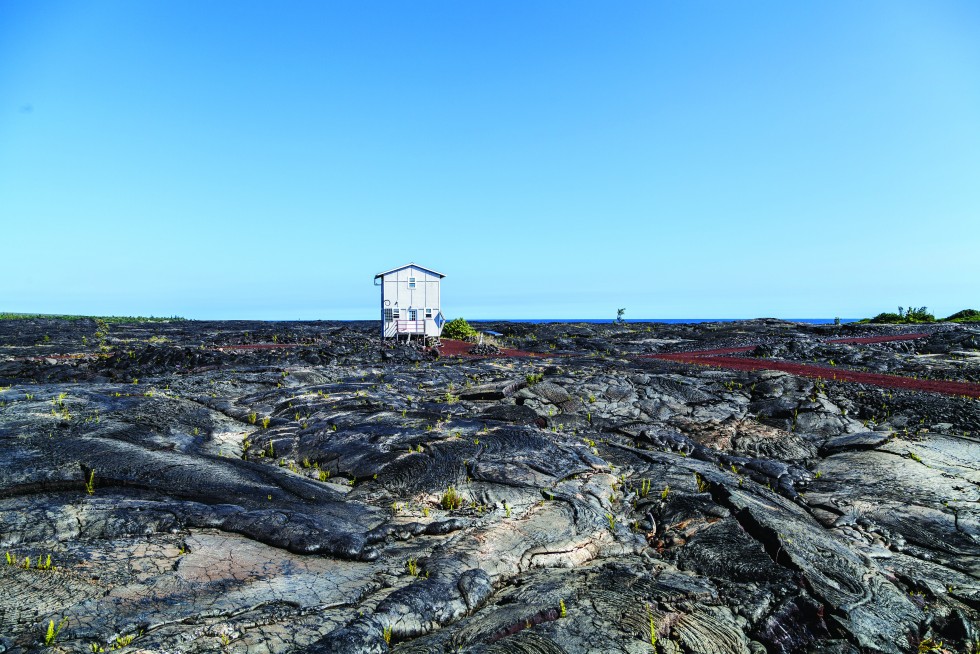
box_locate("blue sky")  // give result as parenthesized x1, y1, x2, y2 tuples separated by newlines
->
(2, 1, 978, 320)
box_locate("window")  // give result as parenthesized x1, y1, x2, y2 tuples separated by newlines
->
(384, 308, 393, 322)
(425, 308, 432, 318)
(408, 277, 416, 289)
(392, 309, 401, 320)
(408, 309, 418, 321)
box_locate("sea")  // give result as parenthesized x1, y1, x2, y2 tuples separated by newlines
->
(470, 319, 858, 325)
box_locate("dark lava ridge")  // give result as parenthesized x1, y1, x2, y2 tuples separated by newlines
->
(0, 318, 977, 653)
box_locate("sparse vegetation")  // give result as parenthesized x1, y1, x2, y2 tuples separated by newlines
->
(917, 637, 944, 653)
(442, 317, 478, 341)
(440, 486, 464, 510)
(863, 306, 935, 324)
(110, 631, 141, 649)
(945, 309, 980, 323)
(444, 385, 460, 404)
(44, 618, 68, 647)
(0, 313, 185, 322)
(647, 605, 658, 648)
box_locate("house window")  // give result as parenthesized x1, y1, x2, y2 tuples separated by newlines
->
(425, 308, 433, 318)
(392, 309, 400, 320)
(408, 277, 416, 289)
(408, 309, 418, 321)
(384, 308, 393, 322)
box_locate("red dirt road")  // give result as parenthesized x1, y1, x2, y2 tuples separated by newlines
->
(654, 353, 980, 398)
(441, 333, 980, 398)
(438, 339, 551, 358)
(649, 334, 980, 399)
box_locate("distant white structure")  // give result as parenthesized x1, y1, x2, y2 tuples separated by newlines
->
(374, 263, 446, 339)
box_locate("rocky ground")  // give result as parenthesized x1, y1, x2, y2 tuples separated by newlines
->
(0, 318, 977, 654)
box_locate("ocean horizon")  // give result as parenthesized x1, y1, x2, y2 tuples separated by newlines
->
(468, 318, 859, 325)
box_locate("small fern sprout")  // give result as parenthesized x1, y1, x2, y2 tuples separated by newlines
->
(44, 617, 68, 647)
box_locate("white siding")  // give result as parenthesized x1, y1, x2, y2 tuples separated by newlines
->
(381, 266, 441, 312)
(379, 264, 443, 338)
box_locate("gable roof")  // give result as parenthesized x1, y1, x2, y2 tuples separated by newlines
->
(374, 263, 445, 279)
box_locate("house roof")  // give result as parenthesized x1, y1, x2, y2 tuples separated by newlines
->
(374, 263, 445, 279)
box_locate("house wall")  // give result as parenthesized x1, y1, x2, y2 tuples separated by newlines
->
(382, 266, 441, 313)
(380, 265, 442, 337)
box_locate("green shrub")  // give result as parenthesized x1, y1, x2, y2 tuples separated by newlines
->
(902, 306, 935, 323)
(440, 486, 464, 510)
(945, 309, 980, 322)
(870, 312, 903, 324)
(869, 306, 935, 324)
(525, 373, 544, 386)
(442, 318, 478, 341)
(872, 307, 980, 323)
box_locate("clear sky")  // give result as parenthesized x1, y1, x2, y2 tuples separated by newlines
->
(2, 1, 978, 320)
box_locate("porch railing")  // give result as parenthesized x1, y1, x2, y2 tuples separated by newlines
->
(396, 320, 425, 334)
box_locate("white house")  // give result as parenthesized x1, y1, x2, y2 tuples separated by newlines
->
(374, 263, 446, 339)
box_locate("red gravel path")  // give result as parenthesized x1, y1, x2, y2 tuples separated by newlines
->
(438, 339, 550, 358)
(654, 352, 980, 398)
(649, 333, 980, 399)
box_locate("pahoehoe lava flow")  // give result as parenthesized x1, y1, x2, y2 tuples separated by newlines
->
(0, 317, 978, 653)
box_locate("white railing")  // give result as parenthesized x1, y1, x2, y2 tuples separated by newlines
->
(396, 320, 425, 334)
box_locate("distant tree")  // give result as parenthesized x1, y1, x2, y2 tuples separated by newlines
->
(870, 306, 935, 324)
(902, 306, 935, 323)
(615, 308, 626, 325)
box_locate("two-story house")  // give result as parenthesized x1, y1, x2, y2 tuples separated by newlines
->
(374, 263, 446, 339)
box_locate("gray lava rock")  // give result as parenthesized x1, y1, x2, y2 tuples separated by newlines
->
(0, 318, 976, 654)
(820, 431, 892, 455)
